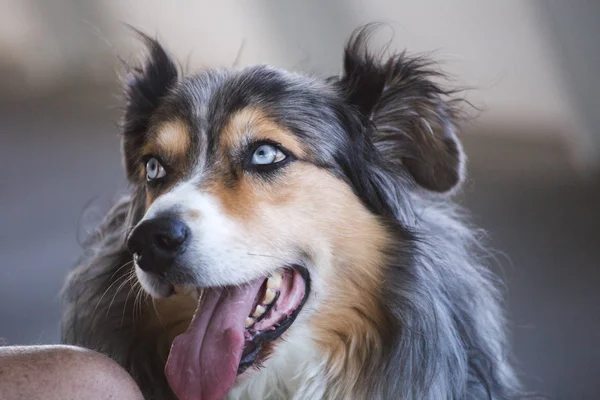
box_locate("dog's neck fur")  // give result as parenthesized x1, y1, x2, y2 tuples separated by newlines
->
(227, 290, 388, 400)
(227, 325, 325, 400)
(224, 199, 521, 400)
(228, 321, 389, 400)
(229, 214, 395, 400)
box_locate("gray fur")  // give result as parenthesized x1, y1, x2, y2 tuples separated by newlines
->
(61, 26, 526, 399)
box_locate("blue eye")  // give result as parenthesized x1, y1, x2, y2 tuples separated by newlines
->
(146, 158, 166, 181)
(251, 144, 286, 165)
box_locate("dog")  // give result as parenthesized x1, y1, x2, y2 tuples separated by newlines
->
(61, 26, 521, 399)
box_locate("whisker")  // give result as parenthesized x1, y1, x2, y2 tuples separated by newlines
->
(197, 288, 206, 309)
(119, 273, 138, 328)
(90, 272, 129, 322)
(109, 260, 134, 282)
(109, 270, 136, 318)
(133, 283, 145, 323)
(151, 296, 165, 328)
(136, 284, 149, 320)
(246, 252, 291, 264)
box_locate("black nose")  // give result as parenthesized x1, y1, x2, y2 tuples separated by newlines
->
(127, 217, 190, 275)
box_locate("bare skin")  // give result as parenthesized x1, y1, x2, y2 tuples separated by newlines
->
(0, 345, 144, 400)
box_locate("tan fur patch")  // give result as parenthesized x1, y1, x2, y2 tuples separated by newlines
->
(203, 107, 308, 222)
(203, 173, 293, 223)
(140, 290, 199, 361)
(275, 167, 391, 398)
(140, 120, 192, 210)
(220, 108, 307, 158)
(145, 120, 191, 159)
(187, 209, 201, 220)
(281, 166, 390, 394)
(145, 190, 156, 210)
(208, 158, 391, 393)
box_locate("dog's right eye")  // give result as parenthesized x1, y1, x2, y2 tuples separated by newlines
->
(251, 144, 286, 165)
(243, 141, 292, 174)
(146, 158, 166, 181)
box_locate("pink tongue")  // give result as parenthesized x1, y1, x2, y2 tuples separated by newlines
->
(165, 279, 263, 400)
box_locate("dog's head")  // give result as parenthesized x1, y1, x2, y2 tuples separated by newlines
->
(122, 28, 464, 400)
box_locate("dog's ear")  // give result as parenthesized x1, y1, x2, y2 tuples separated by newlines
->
(338, 29, 465, 194)
(121, 31, 178, 181)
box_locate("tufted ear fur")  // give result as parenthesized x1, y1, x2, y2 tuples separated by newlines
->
(338, 28, 465, 194)
(121, 31, 179, 182)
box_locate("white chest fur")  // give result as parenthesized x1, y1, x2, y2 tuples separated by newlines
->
(226, 326, 328, 400)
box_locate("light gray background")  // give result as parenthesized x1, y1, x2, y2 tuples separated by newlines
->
(1, 1, 599, 398)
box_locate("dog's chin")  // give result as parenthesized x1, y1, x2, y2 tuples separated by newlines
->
(135, 262, 311, 400)
(134, 265, 175, 298)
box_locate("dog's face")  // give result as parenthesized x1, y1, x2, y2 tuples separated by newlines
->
(122, 31, 464, 400)
(129, 83, 379, 295)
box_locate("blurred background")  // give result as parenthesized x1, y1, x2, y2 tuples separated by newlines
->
(1, 0, 598, 398)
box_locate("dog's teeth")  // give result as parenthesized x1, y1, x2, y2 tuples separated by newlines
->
(245, 317, 255, 328)
(252, 305, 266, 318)
(267, 272, 282, 290)
(262, 288, 276, 305)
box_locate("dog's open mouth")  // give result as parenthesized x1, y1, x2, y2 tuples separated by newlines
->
(164, 267, 309, 400)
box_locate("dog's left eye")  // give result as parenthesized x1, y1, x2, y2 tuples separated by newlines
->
(251, 144, 286, 165)
(146, 158, 166, 181)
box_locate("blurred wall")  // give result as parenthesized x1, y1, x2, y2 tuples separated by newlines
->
(536, 0, 600, 170)
(1, 0, 596, 165)
(0, 0, 116, 93)
(1, 2, 599, 398)
(108, 0, 573, 129)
